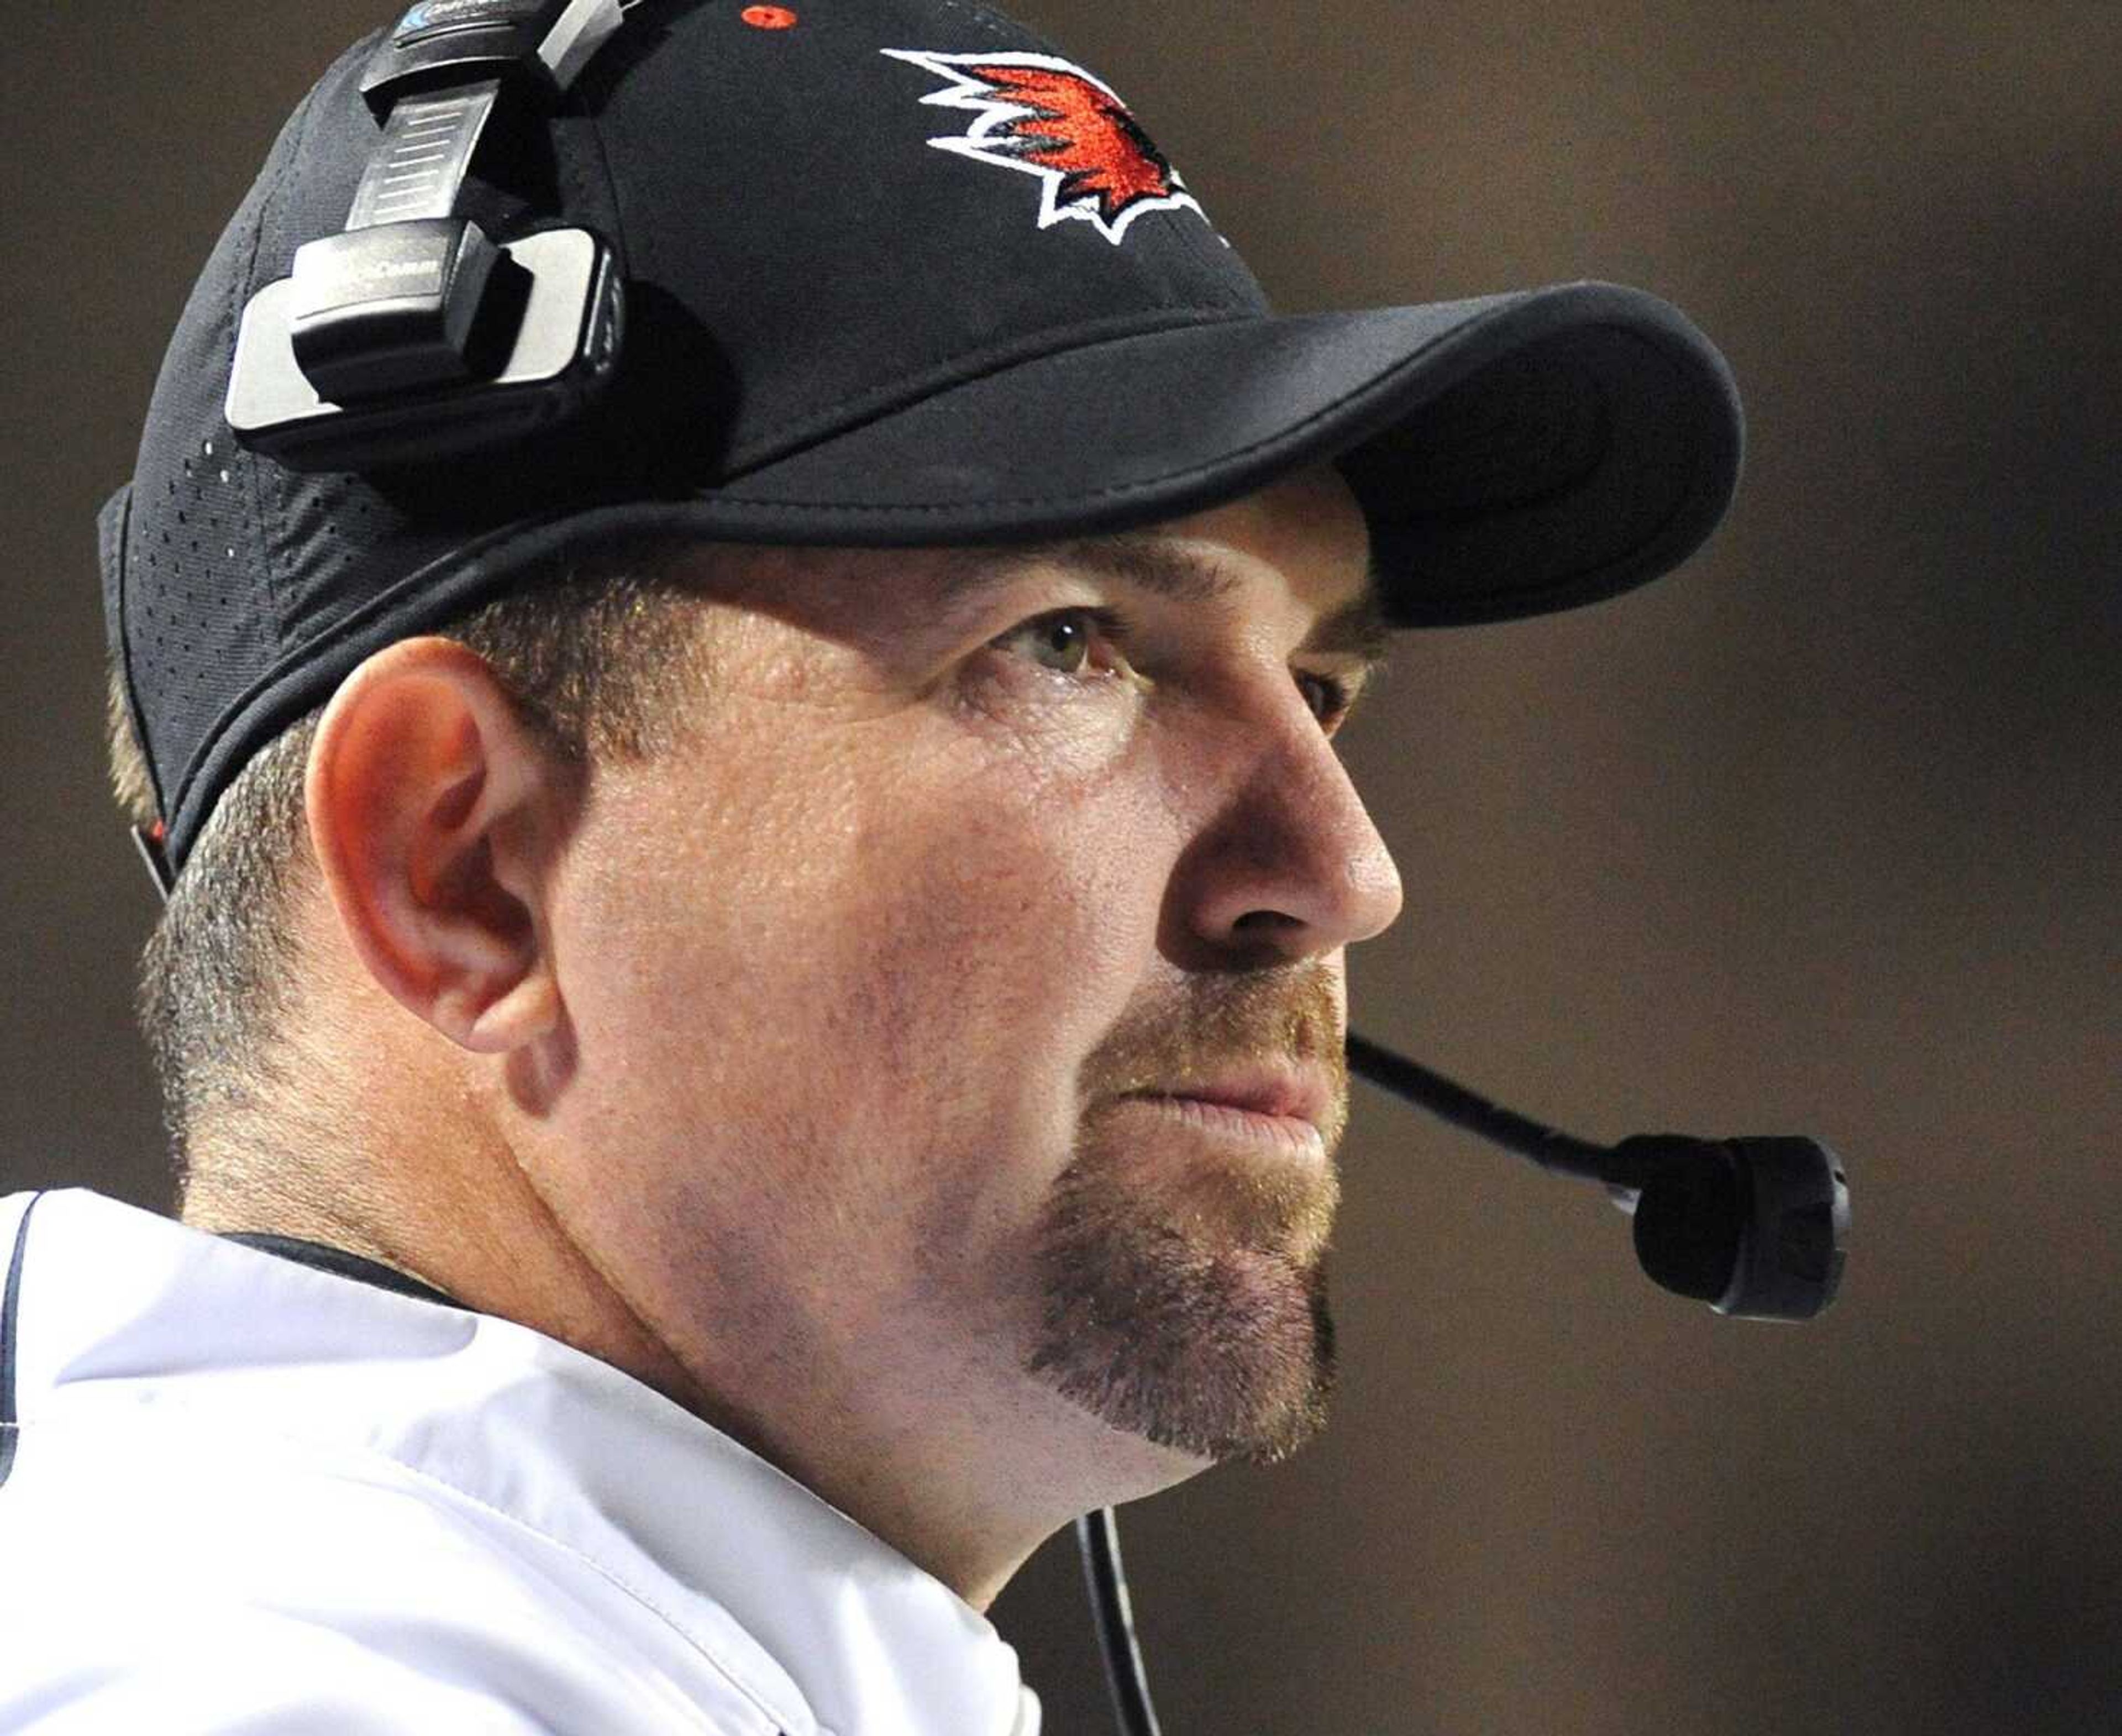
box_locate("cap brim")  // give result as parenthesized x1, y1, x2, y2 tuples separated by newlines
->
(665, 280, 1742, 628)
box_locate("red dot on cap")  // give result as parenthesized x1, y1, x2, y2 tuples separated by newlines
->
(741, 5, 797, 26)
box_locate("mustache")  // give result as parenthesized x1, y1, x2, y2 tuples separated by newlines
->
(1082, 963, 1348, 1141)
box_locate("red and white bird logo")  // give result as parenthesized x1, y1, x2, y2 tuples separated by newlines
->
(884, 49, 1210, 244)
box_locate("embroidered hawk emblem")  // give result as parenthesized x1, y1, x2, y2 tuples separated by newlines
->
(884, 49, 1210, 244)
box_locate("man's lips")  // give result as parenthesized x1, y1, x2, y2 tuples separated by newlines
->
(1117, 1094, 1326, 1160)
(1121, 1063, 1333, 1133)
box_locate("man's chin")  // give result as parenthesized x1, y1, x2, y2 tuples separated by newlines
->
(1173, 1247, 1338, 1467)
(1023, 1176, 1340, 1464)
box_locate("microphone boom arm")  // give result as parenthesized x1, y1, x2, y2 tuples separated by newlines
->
(1344, 1029, 1850, 1325)
(1344, 1031, 1611, 1184)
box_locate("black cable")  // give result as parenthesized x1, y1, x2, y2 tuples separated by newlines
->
(1076, 1506, 1162, 1736)
(1345, 1029, 1611, 1182)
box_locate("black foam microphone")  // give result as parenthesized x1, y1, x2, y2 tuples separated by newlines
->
(1343, 1030, 1850, 1320)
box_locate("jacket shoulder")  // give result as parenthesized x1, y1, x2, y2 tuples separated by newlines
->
(0, 1420, 788, 1736)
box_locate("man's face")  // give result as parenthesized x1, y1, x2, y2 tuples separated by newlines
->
(529, 463, 1403, 1480)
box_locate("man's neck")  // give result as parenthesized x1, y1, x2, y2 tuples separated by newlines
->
(181, 1155, 1196, 1614)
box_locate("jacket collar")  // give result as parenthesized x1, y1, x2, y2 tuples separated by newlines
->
(6, 1188, 1041, 1736)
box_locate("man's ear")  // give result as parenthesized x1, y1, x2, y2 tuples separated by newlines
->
(305, 636, 572, 1056)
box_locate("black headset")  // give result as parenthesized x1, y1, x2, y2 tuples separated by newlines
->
(165, 5, 1853, 1732)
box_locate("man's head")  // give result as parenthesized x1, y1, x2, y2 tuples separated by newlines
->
(109, 458, 1395, 1602)
(101, 0, 1743, 1605)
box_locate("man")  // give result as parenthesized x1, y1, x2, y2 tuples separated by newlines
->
(1, 0, 1742, 1730)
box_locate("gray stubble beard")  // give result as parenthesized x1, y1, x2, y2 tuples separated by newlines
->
(1021, 1144, 1338, 1465)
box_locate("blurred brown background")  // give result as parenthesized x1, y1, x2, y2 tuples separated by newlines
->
(4, 3, 2118, 1732)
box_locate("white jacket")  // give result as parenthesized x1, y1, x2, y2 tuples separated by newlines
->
(0, 1188, 1042, 1735)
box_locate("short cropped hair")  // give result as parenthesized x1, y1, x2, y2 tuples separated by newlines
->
(104, 533, 722, 1211)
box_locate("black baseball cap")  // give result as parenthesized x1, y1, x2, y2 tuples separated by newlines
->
(102, 0, 1744, 890)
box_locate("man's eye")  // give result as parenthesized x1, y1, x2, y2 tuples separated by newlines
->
(986, 605, 1354, 728)
(989, 606, 1134, 682)
(1300, 671, 1354, 728)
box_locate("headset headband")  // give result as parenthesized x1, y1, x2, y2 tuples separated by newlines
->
(225, 0, 628, 471)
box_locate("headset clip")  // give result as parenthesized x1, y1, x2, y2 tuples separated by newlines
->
(225, 0, 628, 471)
(363, 0, 624, 112)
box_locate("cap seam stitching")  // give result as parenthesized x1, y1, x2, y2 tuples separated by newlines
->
(723, 305, 1258, 478)
(931, 0, 1038, 48)
(243, 80, 328, 675)
(1172, 180, 1246, 293)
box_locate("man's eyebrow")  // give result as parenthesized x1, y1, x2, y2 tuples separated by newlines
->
(932, 535, 1395, 672)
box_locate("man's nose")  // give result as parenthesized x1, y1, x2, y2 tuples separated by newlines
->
(1176, 694, 1405, 966)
